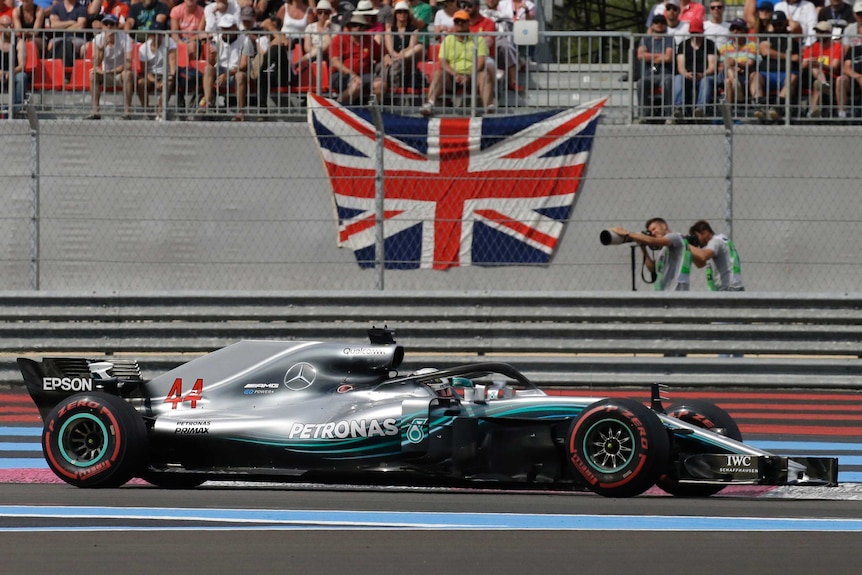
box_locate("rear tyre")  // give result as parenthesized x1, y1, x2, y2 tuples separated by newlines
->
(42, 393, 147, 488)
(657, 400, 743, 497)
(566, 398, 670, 498)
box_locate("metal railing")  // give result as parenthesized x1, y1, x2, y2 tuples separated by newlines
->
(6, 26, 862, 123)
(1, 291, 860, 389)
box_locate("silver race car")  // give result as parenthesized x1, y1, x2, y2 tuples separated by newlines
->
(17, 328, 838, 496)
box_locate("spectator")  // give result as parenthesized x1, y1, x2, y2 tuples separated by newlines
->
(717, 18, 759, 106)
(199, 13, 254, 120)
(408, 0, 433, 48)
(481, 0, 524, 93)
(299, 0, 337, 67)
(257, 5, 303, 114)
(204, 0, 241, 35)
(88, 14, 134, 120)
(420, 9, 494, 115)
(836, 2, 862, 117)
(704, 0, 730, 46)
(664, 0, 691, 47)
(256, 0, 286, 24)
(137, 21, 178, 119)
(47, 0, 88, 68)
(277, 0, 314, 47)
(801, 20, 842, 117)
(608, 218, 692, 292)
(12, 0, 46, 55)
(753, 10, 799, 120)
(329, 12, 386, 104)
(434, 0, 458, 36)
(384, 1, 425, 91)
(99, 0, 131, 26)
(651, 0, 705, 26)
(688, 220, 744, 291)
(672, 17, 717, 119)
(170, 0, 205, 59)
(0, 14, 28, 114)
(636, 14, 675, 119)
(818, 0, 853, 28)
(743, 0, 773, 35)
(774, 0, 817, 46)
(126, 0, 171, 39)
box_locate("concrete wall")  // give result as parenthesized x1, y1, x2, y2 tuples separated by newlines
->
(0, 119, 858, 292)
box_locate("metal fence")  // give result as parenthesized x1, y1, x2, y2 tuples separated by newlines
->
(7, 26, 862, 124)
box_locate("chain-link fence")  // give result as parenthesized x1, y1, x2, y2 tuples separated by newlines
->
(1, 109, 861, 292)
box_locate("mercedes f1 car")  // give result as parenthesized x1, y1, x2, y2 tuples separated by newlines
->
(17, 328, 838, 497)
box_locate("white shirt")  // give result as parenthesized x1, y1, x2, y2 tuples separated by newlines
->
(212, 33, 255, 70)
(138, 36, 178, 75)
(774, 0, 818, 46)
(704, 20, 730, 46)
(203, 0, 241, 33)
(93, 31, 133, 72)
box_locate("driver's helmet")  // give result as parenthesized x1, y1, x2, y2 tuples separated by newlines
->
(410, 367, 454, 398)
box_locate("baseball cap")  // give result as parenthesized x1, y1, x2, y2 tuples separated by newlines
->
(771, 10, 787, 24)
(757, 0, 774, 11)
(102, 14, 119, 25)
(652, 14, 667, 25)
(729, 17, 747, 30)
(150, 20, 167, 31)
(688, 18, 704, 33)
(665, 0, 680, 6)
(855, 0, 862, 13)
(218, 13, 238, 28)
(453, 9, 470, 20)
(240, 6, 255, 20)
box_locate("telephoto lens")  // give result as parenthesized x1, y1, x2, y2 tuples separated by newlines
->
(599, 230, 629, 245)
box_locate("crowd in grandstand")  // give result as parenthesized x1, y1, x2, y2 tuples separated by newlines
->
(638, 0, 862, 121)
(0, 0, 536, 118)
(5, 0, 862, 120)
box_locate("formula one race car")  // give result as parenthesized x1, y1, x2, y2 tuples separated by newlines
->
(17, 328, 838, 497)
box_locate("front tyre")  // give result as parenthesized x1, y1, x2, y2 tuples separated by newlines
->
(566, 398, 670, 498)
(42, 393, 147, 488)
(657, 400, 743, 497)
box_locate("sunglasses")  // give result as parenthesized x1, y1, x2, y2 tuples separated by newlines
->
(454, 18, 469, 24)
(665, 5, 679, 10)
(396, 9, 409, 14)
(317, 9, 330, 14)
(710, 4, 724, 9)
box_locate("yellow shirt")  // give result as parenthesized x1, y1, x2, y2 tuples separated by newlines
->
(438, 34, 488, 75)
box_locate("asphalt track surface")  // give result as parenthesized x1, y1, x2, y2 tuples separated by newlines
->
(3, 387, 862, 575)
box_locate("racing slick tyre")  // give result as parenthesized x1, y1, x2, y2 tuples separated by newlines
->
(566, 398, 670, 498)
(656, 400, 743, 497)
(141, 471, 207, 489)
(42, 393, 148, 488)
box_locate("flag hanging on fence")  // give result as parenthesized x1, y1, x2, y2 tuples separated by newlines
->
(307, 94, 605, 270)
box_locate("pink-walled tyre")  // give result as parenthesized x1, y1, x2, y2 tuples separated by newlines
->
(42, 393, 147, 488)
(566, 398, 670, 498)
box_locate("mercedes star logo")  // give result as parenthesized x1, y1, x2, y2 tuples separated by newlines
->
(284, 362, 316, 391)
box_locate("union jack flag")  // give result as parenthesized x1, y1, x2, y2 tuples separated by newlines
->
(307, 94, 605, 270)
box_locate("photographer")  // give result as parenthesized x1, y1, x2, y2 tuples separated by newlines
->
(609, 217, 692, 291)
(688, 220, 745, 291)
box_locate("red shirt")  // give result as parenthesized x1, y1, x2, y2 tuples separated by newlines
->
(802, 40, 843, 78)
(330, 32, 383, 75)
(469, 15, 497, 53)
